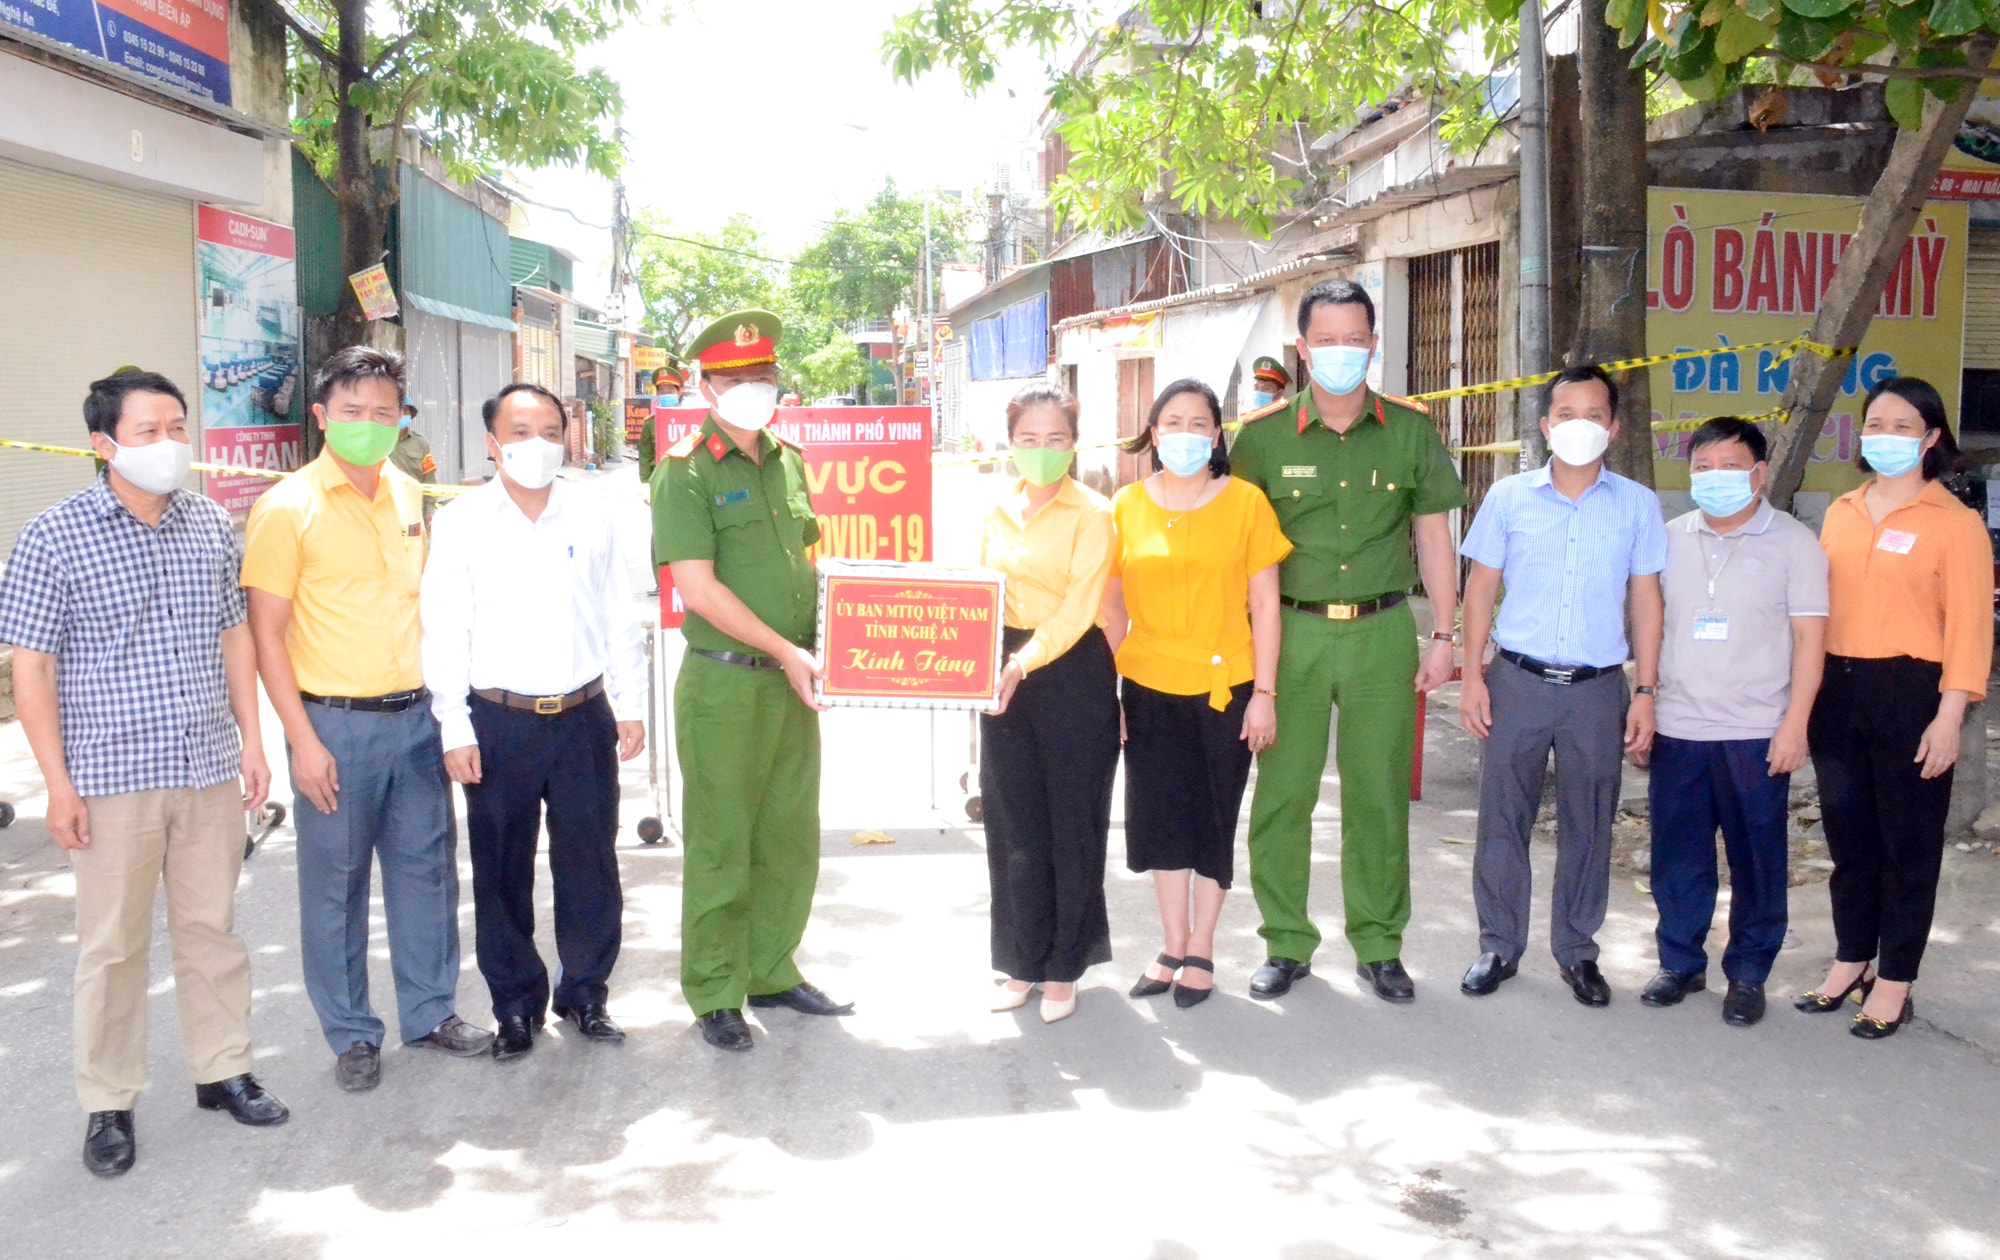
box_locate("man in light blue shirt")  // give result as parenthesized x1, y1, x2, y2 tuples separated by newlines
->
(1456, 364, 1667, 1006)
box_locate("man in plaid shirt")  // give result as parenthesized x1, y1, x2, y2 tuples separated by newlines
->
(0, 369, 288, 1179)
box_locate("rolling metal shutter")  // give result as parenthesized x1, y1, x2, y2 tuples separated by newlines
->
(0, 156, 198, 560)
(1964, 230, 2000, 371)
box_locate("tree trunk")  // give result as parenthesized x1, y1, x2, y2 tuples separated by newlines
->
(1567, 0, 1652, 485)
(331, 0, 395, 357)
(1766, 39, 1996, 511)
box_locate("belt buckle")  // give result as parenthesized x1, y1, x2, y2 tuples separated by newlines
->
(534, 695, 563, 715)
(1545, 667, 1575, 686)
(1326, 602, 1358, 621)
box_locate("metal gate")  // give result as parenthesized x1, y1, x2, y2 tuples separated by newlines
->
(1405, 242, 1501, 521)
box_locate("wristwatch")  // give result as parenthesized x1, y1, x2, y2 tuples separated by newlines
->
(1429, 631, 1455, 643)
(1635, 685, 1657, 697)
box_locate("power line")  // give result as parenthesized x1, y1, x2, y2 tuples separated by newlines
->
(630, 230, 923, 275)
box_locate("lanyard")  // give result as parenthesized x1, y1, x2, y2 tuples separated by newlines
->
(1688, 514, 1746, 601)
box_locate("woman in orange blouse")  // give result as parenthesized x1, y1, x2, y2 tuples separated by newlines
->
(1799, 376, 1993, 1039)
(977, 384, 1120, 1025)
(1103, 379, 1290, 1006)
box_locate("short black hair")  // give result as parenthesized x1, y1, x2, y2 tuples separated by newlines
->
(1545, 363, 1619, 417)
(84, 369, 186, 439)
(314, 345, 406, 405)
(1120, 378, 1229, 476)
(1686, 416, 1768, 464)
(482, 382, 569, 432)
(1297, 278, 1375, 336)
(1860, 375, 1959, 482)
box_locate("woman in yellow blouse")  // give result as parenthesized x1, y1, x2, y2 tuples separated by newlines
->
(977, 383, 1120, 1024)
(1103, 378, 1290, 1006)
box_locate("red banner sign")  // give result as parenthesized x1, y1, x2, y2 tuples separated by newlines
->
(656, 406, 934, 630)
(203, 424, 303, 514)
(814, 563, 1004, 708)
(625, 398, 652, 446)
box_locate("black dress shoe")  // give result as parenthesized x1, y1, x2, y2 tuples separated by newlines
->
(1248, 957, 1311, 1000)
(1172, 956, 1215, 1008)
(492, 1015, 535, 1062)
(1851, 994, 1914, 1040)
(748, 981, 854, 1016)
(194, 1074, 290, 1126)
(1722, 980, 1766, 1027)
(1459, 952, 1517, 996)
(1639, 968, 1706, 1007)
(1358, 959, 1416, 1004)
(554, 1002, 626, 1042)
(1559, 959, 1612, 1007)
(699, 1009, 754, 1052)
(83, 1110, 134, 1178)
(334, 1040, 381, 1093)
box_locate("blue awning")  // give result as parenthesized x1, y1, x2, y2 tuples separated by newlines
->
(405, 291, 519, 333)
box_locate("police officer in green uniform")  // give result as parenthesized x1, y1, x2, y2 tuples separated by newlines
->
(392, 397, 437, 484)
(1229, 278, 1465, 1004)
(1249, 355, 1292, 411)
(652, 310, 851, 1052)
(637, 357, 686, 485)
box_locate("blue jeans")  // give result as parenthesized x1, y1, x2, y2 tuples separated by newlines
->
(292, 702, 461, 1051)
(1647, 734, 1791, 984)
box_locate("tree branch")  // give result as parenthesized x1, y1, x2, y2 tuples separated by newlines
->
(1757, 50, 2000, 82)
(257, 0, 336, 66)
(368, 30, 421, 79)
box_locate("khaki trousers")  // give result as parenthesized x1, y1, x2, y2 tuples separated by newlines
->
(72, 782, 253, 1112)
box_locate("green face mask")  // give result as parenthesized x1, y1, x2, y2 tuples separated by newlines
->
(325, 419, 399, 467)
(1012, 445, 1074, 487)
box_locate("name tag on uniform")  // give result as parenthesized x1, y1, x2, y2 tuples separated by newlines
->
(714, 489, 750, 507)
(1877, 528, 1917, 555)
(1281, 466, 1317, 479)
(1692, 614, 1729, 642)
(405, 521, 423, 538)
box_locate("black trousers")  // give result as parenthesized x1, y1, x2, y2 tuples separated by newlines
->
(1808, 655, 1953, 983)
(979, 627, 1120, 983)
(463, 692, 623, 1019)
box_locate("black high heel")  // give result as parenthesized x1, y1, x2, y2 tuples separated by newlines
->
(1793, 968, 1874, 1013)
(1173, 956, 1215, 1008)
(1129, 953, 1183, 999)
(1851, 993, 1914, 1040)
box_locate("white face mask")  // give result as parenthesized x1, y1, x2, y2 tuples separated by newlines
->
(1547, 418, 1611, 468)
(713, 381, 779, 432)
(498, 435, 564, 490)
(108, 436, 192, 495)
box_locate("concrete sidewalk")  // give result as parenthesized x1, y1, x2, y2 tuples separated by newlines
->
(1, 667, 1997, 1259)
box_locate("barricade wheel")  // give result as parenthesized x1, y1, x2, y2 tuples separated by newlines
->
(965, 795, 983, 823)
(637, 817, 665, 845)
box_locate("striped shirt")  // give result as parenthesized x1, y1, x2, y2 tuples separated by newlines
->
(0, 478, 247, 796)
(1461, 462, 1668, 668)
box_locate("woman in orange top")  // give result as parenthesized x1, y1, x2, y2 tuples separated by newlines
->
(1800, 376, 1993, 1039)
(1103, 378, 1290, 1006)
(977, 384, 1119, 1025)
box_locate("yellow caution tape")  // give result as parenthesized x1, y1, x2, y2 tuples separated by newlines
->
(1409, 335, 1855, 405)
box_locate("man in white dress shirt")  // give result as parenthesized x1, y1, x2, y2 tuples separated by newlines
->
(422, 382, 647, 1061)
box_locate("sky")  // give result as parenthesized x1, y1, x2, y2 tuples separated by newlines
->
(506, 0, 1055, 310)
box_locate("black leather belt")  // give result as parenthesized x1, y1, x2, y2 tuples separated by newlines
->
(471, 677, 605, 715)
(1280, 592, 1406, 621)
(300, 688, 430, 713)
(1498, 649, 1616, 685)
(690, 648, 786, 672)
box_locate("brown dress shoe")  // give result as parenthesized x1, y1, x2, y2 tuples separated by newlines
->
(410, 1015, 496, 1057)
(334, 1041, 380, 1092)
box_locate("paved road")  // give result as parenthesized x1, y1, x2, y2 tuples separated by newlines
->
(0, 461, 1995, 1258)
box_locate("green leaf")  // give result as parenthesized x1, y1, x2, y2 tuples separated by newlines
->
(1774, 8, 1845, 58)
(1713, 7, 1779, 61)
(1607, 0, 1643, 29)
(1485, 0, 1518, 27)
(1884, 76, 1926, 129)
(1742, 0, 1779, 16)
(1683, 57, 1733, 99)
(1928, 0, 1990, 37)
(1780, 0, 1855, 18)
(1663, 17, 1717, 79)
(1884, 0, 1927, 44)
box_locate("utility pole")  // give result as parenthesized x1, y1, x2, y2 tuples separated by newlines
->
(922, 192, 933, 404)
(1516, 0, 1551, 469)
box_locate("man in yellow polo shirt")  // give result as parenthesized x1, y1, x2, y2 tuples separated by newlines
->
(243, 346, 493, 1092)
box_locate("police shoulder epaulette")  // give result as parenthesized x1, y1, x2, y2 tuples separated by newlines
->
(1239, 397, 1291, 424)
(771, 429, 803, 451)
(1380, 393, 1431, 416)
(665, 432, 700, 460)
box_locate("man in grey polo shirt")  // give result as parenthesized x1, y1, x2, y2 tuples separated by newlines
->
(1643, 417, 1827, 1027)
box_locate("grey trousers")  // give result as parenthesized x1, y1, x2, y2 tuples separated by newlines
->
(292, 702, 461, 1052)
(1472, 659, 1628, 968)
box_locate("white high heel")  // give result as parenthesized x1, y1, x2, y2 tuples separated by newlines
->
(992, 981, 1035, 1012)
(1039, 985, 1079, 1024)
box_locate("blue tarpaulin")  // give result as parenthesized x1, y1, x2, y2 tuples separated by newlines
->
(970, 293, 1048, 381)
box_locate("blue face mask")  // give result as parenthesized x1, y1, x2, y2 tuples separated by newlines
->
(1861, 433, 1924, 478)
(1689, 468, 1756, 518)
(1307, 345, 1371, 395)
(1251, 390, 1277, 410)
(1156, 430, 1215, 478)
(656, 393, 681, 408)
(398, 415, 413, 430)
